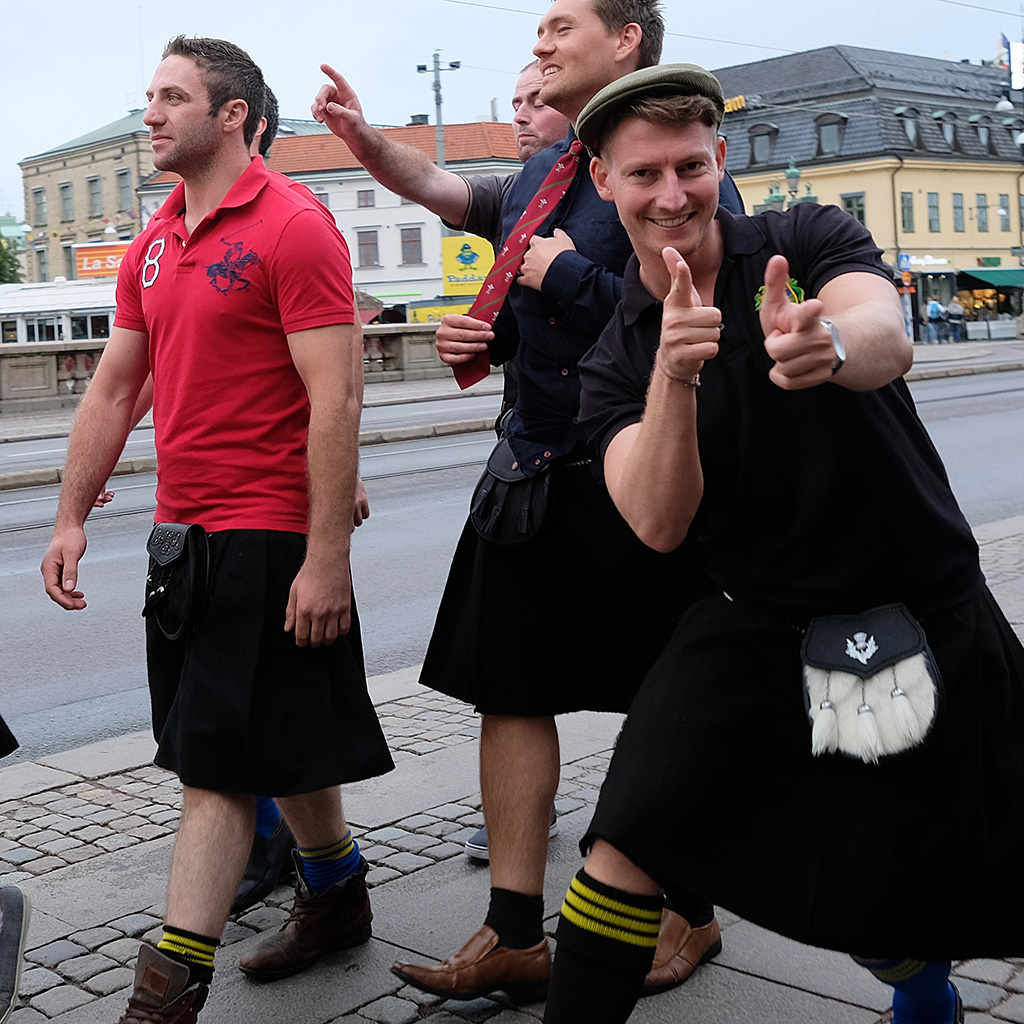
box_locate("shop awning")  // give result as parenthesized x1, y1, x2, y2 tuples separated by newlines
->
(958, 267, 1024, 288)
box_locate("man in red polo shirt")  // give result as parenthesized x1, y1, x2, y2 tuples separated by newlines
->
(41, 35, 392, 1023)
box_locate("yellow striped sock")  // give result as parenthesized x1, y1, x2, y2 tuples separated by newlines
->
(157, 927, 217, 969)
(560, 874, 661, 949)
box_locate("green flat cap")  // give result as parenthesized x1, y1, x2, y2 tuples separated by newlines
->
(576, 63, 725, 152)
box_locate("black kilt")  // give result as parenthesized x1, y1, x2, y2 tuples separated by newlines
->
(146, 530, 394, 794)
(419, 463, 711, 716)
(0, 712, 17, 759)
(585, 587, 1024, 958)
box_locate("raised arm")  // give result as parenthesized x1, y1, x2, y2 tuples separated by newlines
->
(312, 64, 471, 225)
(603, 249, 720, 553)
(41, 327, 150, 608)
(284, 323, 360, 648)
(760, 257, 911, 392)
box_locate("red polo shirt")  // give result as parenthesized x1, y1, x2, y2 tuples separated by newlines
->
(115, 157, 354, 533)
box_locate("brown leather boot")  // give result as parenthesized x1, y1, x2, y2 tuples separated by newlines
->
(238, 853, 372, 981)
(391, 924, 551, 1001)
(116, 945, 208, 1024)
(641, 910, 722, 996)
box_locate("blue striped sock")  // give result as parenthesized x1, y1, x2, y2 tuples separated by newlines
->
(297, 830, 360, 894)
(254, 796, 281, 839)
(856, 958, 956, 1024)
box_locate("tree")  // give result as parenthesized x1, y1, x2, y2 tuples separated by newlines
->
(0, 237, 22, 284)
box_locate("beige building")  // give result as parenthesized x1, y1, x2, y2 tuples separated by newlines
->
(19, 112, 153, 283)
(716, 46, 1024, 335)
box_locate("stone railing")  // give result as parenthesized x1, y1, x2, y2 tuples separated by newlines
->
(0, 323, 481, 412)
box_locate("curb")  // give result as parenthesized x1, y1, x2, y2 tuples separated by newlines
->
(2, 360, 1022, 493)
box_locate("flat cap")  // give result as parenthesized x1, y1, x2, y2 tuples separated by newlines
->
(576, 63, 725, 152)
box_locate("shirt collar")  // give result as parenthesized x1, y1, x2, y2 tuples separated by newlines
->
(621, 207, 769, 327)
(152, 155, 271, 226)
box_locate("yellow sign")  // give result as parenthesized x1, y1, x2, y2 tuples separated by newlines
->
(409, 301, 472, 324)
(724, 95, 747, 113)
(75, 242, 131, 278)
(442, 235, 494, 296)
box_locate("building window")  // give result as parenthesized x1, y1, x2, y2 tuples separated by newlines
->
(63, 244, 76, 280)
(999, 193, 1011, 231)
(815, 114, 846, 157)
(933, 112, 960, 152)
(972, 115, 998, 155)
(976, 193, 988, 232)
(927, 193, 940, 232)
(1019, 194, 1024, 233)
(26, 315, 61, 341)
(312, 190, 330, 208)
(88, 176, 102, 218)
(841, 192, 866, 225)
(357, 230, 380, 267)
(32, 188, 47, 227)
(71, 314, 111, 340)
(117, 169, 132, 211)
(60, 183, 74, 222)
(400, 226, 423, 264)
(748, 124, 778, 166)
(35, 247, 49, 282)
(953, 193, 965, 232)
(400, 195, 415, 205)
(901, 192, 914, 232)
(895, 107, 923, 149)
(357, 189, 375, 208)
(2, 320, 17, 344)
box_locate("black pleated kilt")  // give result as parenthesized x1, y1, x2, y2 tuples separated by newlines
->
(0, 712, 18, 759)
(419, 463, 711, 716)
(146, 530, 394, 795)
(585, 587, 1024, 958)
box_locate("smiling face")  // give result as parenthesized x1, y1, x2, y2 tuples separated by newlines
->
(533, 0, 639, 122)
(512, 65, 571, 160)
(591, 116, 726, 295)
(144, 55, 222, 175)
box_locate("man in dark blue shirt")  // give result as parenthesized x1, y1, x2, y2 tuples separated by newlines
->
(313, 0, 743, 1002)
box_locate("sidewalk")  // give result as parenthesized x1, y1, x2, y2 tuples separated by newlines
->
(2, 514, 1024, 1024)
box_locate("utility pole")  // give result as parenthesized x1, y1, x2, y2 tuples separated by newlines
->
(416, 52, 461, 170)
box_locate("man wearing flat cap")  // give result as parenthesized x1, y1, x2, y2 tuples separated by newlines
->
(540, 64, 1024, 1024)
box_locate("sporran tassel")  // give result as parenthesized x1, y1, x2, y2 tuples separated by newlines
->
(889, 681, 920, 748)
(811, 698, 839, 756)
(853, 700, 882, 764)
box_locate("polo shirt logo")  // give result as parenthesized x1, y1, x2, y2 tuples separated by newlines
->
(142, 238, 166, 290)
(753, 276, 805, 310)
(205, 238, 261, 294)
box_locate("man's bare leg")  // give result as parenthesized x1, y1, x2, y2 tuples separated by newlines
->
(481, 714, 560, 895)
(166, 788, 256, 937)
(275, 785, 346, 850)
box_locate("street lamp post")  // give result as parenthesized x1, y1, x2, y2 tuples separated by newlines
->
(416, 52, 461, 171)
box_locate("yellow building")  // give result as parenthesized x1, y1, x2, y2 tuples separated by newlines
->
(715, 46, 1024, 335)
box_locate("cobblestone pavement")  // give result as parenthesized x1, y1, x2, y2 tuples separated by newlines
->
(3, 528, 1024, 1022)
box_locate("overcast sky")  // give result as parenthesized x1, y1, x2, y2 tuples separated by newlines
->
(3, 0, 1022, 219)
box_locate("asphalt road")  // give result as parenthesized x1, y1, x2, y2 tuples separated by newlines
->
(1, 371, 1022, 765)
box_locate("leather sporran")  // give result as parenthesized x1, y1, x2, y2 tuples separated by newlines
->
(142, 523, 209, 641)
(470, 438, 553, 546)
(801, 603, 942, 764)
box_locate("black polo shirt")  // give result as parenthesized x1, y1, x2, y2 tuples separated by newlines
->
(579, 203, 982, 617)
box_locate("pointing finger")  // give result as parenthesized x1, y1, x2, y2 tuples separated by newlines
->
(662, 247, 700, 309)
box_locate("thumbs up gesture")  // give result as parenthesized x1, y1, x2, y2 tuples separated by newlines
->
(759, 255, 834, 390)
(656, 247, 720, 384)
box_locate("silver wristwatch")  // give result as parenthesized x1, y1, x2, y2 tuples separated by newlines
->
(820, 319, 845, 376)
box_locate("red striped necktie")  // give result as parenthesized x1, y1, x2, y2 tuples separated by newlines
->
(454, 140, 585, 388)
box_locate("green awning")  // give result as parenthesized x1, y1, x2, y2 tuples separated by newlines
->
(958, 267, 1024, 288)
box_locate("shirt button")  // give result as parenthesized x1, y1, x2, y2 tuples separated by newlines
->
(511, 461, 519, 470)
(548, 317, 557, 325)
(572, 417, 578, 424)
(560, 368, 569, 376)
(534, 459, 542, 466)
(544, 450, 552, 458)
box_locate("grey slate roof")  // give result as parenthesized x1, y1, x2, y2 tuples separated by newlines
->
(713, 45, 1024, 175)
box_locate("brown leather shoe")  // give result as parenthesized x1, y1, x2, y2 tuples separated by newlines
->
(238, 854, 372, 981)
(641, 910, 722, 996)
(116, 945, 208, 1023)
(391, 924, 551, 1001)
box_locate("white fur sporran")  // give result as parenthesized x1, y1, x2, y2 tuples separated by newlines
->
(801, 604, 941, 765)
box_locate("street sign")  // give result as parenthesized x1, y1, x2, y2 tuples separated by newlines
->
(897, 253, 911, 272)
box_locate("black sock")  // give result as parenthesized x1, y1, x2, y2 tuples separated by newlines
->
(483, 887, 545, 948)
(156, 926, 218, 986)
(543, 870, 662, 1024)
(664, 888, 715, 929)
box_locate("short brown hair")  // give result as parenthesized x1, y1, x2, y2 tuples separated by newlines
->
(589, 94, 721, 156)
(589, 0, 664, 69)
(162, 35, 266, 146)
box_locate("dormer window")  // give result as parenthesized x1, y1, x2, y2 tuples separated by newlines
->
(970, 114, 998, 155)
(815, 113, 847, 157)
(932, 111, 961, 151)
(895, 106, 923, 148)
(749, 123, 778, 166)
